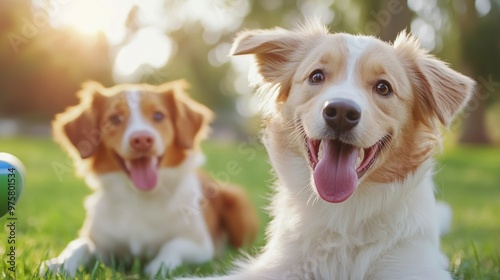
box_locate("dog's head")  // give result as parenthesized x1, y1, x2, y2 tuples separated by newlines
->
(232, 22, 474, 203)
(53, 81, 213, 191)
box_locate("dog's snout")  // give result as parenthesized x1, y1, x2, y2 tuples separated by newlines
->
(130, 131, 154, 152)
(322, 99, 361, 133)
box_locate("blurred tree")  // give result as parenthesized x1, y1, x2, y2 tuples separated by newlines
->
(159, 24, 234, 112)
(453, 0, 499, 144)
(0, 0, 112, 120)
(356, 0, 413, 41)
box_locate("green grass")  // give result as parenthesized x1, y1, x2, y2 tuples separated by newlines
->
(0, 136, 499, 279)
(436, 147, 500, 279)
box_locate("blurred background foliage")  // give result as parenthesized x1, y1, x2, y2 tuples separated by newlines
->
(0, 0, 499, 144)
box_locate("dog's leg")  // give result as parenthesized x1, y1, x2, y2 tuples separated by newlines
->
(40, 237, 94, 277)
(145, 233, 214, 278)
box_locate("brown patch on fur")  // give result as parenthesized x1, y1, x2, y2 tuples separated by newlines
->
(161, 85, 213, 150)
(369, 123, 439, 183)
(91, 146, 122, 174)
(92, 94, 132, 173)
(53, 82, 126, 175)
(53, 82, 105, 159)
(310, 36, 349, 85)
(159, 82, 213, 167)
(199, 172, 259, 249)
(367, 32, 475, 183)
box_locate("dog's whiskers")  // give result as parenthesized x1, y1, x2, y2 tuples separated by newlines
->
(281, 122, 306, 152)
(306, 187, 317, 206)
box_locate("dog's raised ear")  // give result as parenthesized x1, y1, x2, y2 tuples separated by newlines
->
(161, 81, 213, 150)
(394, 32, 475, 127)
(231, 22, 328, 102)
(53, 82, 106, 159)
(231, 28, 303, 84)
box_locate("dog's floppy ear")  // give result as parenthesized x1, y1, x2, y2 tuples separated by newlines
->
(231, 22, 328, 102)
(162, 81, 213, 149)
(53, 82, 106, 159)
(394, 32, 475, 127)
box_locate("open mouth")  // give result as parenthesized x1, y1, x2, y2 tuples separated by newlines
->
(306, 136, 389, 203)
(114, 153, 163, 191)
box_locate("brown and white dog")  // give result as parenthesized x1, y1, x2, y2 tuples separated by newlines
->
(42, 81, 258, 277)
(182, 22, 474, 279)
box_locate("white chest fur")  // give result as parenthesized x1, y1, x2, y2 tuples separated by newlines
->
(80, 153, 206, 260)
(252, 126, 446, 279)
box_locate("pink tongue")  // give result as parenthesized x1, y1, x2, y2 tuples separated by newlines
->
(128, 158, 158, 191)
(313, 140, 359, 203)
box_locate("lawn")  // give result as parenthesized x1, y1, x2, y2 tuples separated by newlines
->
(0, 136, 499, 279)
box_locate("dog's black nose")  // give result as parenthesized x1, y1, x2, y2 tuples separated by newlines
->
(322, 99, 361, 133)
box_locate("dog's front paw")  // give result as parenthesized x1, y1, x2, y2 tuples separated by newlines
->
(145, 255, 182, 279)
(40, 258, 77, 277)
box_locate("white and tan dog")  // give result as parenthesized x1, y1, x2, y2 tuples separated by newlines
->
(184, 22, 474, 280)
(42, 81, 258, 278)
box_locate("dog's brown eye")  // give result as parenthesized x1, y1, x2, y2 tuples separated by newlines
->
(109, 114, 124, 125)
(308, 69, 325, 84)
(374, 80, 393, 96)
(153, 111, 164, 122)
